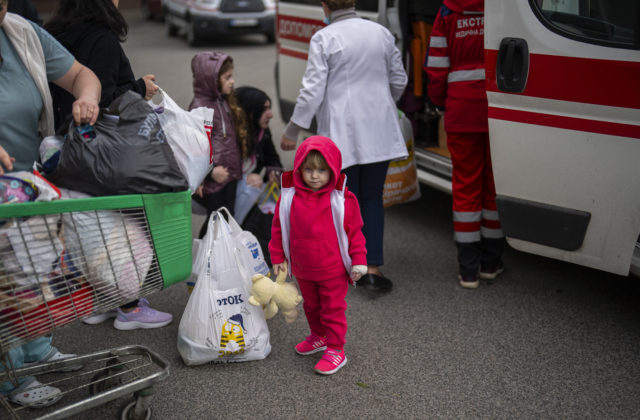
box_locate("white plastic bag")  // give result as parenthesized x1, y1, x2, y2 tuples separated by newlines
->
(218, 207, 269, 277)
(150, 89, 213, 192)
(177, 211, 271, 365)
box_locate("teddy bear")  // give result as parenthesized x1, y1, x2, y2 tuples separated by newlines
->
(248, 262, 302, 323)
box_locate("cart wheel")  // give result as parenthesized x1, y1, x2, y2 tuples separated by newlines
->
(120, 399, 152, 420)
(88, 358, 124, 396)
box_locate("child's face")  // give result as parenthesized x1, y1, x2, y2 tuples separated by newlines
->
(219, 68, 234, 96)
(301, 163, 330, 191)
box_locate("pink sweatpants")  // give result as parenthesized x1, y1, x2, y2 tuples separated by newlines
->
(296, 274, 349, 350)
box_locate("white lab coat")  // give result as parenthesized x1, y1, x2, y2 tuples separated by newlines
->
(290, 17, 409, 169)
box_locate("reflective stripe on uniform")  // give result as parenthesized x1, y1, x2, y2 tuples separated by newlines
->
(427, 56, 450, 68)
(447, 68, 485, 83)
(481, 226, 504, 239)
(429, 36, 447, 48)
(453, 211, 481, 243)
(453, 211, 481, 222)
(482, 208, 500, 221)
(454, 230, 481, 243)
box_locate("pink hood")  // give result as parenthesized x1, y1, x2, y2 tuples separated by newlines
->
(292, 136, 342, 193)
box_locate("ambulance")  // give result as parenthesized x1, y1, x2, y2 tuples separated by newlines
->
(274, 0, 640, 277)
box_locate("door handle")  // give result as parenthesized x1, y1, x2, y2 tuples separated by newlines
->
(496, 38, 529, 93)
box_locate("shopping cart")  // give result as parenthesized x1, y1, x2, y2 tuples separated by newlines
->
(0, 190, 192, 419)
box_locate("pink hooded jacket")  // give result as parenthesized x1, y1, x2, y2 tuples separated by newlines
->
(189, 52, 242, 194)
(269, 136, 367, 280)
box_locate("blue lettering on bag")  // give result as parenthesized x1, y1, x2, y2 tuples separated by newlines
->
(217, 294, 244, 306)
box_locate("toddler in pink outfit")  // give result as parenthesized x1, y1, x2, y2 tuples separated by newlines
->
(269, 136, 367, 375)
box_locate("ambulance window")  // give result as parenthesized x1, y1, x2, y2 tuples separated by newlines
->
(279, 0, 377, 12)
(530, 0, 640, 49)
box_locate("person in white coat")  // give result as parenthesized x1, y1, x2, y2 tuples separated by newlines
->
(280, 0, 408, 291)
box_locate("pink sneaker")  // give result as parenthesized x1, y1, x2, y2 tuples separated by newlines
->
(314, 348, 347, 375)
(295, 334, 327, 355)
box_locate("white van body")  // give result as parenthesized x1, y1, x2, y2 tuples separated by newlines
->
(485, 0, 640, 276)
(274, 0, 640, 276)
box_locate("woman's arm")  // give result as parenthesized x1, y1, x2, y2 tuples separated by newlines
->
(53, 60, 101, 125)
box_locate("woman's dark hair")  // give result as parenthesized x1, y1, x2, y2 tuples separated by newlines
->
(235, 86, 271, 157)
(44, 0, 128, 42)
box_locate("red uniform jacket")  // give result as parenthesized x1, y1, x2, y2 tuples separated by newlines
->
(424, 0, 488, 133)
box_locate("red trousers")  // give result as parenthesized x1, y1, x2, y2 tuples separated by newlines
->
(447, 132, 504, 276)
(447, 132, 502, 243)
(296, 274, 349, 350)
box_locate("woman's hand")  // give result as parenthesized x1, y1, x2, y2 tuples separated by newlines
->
(211, 166, 229, 183)
(72, 95, 100, 126)
(54, 61, 101, 126)
(246, 173, 263, 188)
(0, 146, 16, 175)
(280, 135, 297, 151)
(143, 74, 159, 100)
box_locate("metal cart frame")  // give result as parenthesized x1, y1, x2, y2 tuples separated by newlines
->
(0, 191, 191, 419)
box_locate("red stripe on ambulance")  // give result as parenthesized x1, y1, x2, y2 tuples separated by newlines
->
(279, 46, 308, 61)
(485, 50, 640, 110)
(489, 107, 640, 139)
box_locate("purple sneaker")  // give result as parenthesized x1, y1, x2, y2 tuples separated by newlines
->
(113, 299, 172, 330)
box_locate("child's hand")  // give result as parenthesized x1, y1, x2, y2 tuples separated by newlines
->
(246, 173, 263, 188)
(273, 262, 287, 276)
(194, 183, 204, 198)
(211, 166, 229, 183)
(351, 265, 367, 283)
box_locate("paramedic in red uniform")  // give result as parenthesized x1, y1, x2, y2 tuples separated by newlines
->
(424, 0, 505, 288)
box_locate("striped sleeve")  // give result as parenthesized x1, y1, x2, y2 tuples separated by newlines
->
(424, 6, 450, 108)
